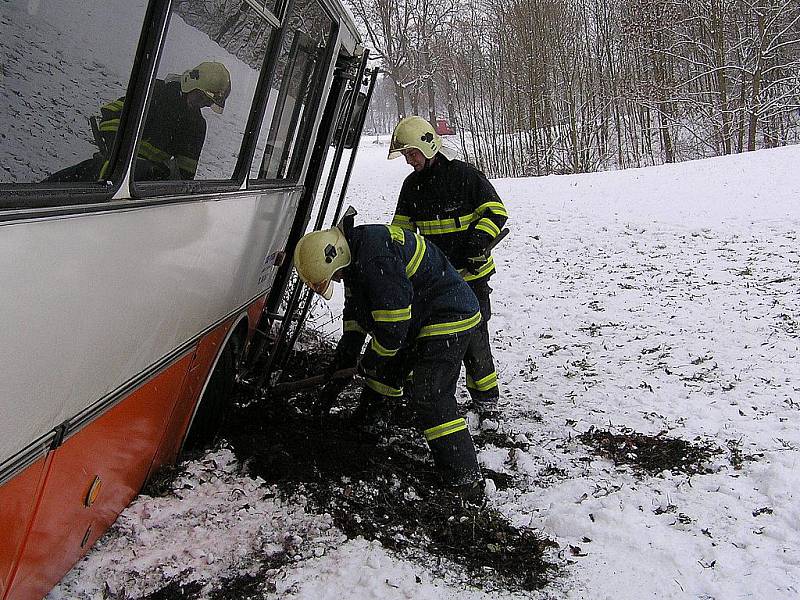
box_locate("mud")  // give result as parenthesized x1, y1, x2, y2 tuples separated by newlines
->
(578, 426, 723, 476)
(144, 340, 557, 598)
(214, 339, 557, 593)
(223, 390, 556, 592)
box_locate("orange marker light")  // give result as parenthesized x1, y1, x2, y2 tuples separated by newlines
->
(85, 476, 102, 507)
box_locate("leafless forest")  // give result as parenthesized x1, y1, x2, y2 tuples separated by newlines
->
(349, 0, 800, 177)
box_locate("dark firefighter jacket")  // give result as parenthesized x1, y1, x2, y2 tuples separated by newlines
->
(334, 223, 481, 398)
(392, 155, 508, 282)
(99, 79, 206, 180)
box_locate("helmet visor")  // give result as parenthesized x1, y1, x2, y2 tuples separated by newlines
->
(307, 279, 333, 300)
(203, 90, 227, 114)
(387, 140, 407, 160)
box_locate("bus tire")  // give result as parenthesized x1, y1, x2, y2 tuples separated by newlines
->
(183, 334, 241, 451)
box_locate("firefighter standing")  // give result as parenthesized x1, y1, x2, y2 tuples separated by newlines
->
(389, 116, 508, 421)
(293, 215, 485, 497)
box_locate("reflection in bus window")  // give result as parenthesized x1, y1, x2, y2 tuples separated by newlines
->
(0, 0, 147, 185)
(255, 0, 334, 181)
(138, 0, 275, 182)
(130, 63, 231, 181)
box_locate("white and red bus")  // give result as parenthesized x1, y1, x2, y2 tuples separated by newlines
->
(0, 1, 369, 598)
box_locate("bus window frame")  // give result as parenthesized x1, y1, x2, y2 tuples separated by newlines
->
(249, 0, 339, 188)
(130, 2, 287, 199)
(257, 32, 316, 181)
(0, 0, 328, 208)
(130, 0, 333, 198)
(0, 0, 352, 215)
(283, 24, 340, 179)
(0, 0, 168, 211)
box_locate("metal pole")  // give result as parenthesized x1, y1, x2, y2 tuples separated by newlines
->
(331, 64, 379, 224)
(255, 50, 371, 391)
(281, 62, 380, 374)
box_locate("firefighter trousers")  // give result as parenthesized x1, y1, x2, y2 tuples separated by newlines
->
(463, 279, 499, 408)
(414, 330, 481, 486)
(359, 330, 481, 486)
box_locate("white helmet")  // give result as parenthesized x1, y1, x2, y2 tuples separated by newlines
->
(293, 227, 351, 300)
(181, 62, 231, 114)
(388, 116, 442, 160)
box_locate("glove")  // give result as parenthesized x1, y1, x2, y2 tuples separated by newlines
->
(461, 227, 491, 272)
(314, 351, 362, 418)
(316, 379, 345, 417)
(313, 361, 348, 415)
(465, 254, 488, 274)
(462, 235, 485, 260)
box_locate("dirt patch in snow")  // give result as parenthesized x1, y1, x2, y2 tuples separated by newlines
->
(578, 426, 723, 476)
(140, 568, 278, 600)
(141, 580, 203, 600)
(215, 343, 557, 594)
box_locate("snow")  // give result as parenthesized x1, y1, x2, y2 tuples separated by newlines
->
(50, 141, 800, 599)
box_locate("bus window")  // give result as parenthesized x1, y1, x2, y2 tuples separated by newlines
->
(134, 0, 275, 183)
(254, 0, 335, 181)
(0, 0, 148, 186)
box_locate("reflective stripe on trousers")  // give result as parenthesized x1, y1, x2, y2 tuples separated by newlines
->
(415, 331, 481, 486)
(463, 279, 499, 405)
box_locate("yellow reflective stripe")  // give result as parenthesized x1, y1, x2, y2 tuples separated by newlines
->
(418, 311, 481, 338)
(98, 160, 111, 180)
(137, 140, 171, 163)
(406, 234, 426, 278)
(385, 224, 406, 245)
(466, 371, 498, 391)
(476, 201, 508, 217)
(391, 214, 415, 231)
(98, 119, 120, 133)
(416, 212, 477, 235)
(175, 154, 198, 173)
(424, 418, 467, 442)
(462, 256, 496, 282)
(371, 306, 411, 322)
(414, 203, 507, 236)
(344, 320, 367, 334)
(365, 378, 403, 397)
(475, 218, 501, 238)
(370, 337, 399, 357)
(102, 99, 125, 112)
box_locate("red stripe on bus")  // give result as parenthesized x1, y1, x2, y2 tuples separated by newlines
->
(0, 457, 49, 598)
(4, 351, 193, 600)
(150, 318, 234, 470)
(0, 306, 259, 599)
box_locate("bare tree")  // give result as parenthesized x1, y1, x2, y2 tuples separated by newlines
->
(351, 0, 800, 177)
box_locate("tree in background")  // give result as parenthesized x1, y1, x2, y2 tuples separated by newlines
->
(345, 0, 800, 177)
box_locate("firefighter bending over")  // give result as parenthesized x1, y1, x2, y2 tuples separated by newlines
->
(294, 213, 485, 500)
(389, 116, 509, 423)
(45, 61, 231, 183)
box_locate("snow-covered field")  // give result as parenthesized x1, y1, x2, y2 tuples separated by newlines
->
(50, 141, 800, 599)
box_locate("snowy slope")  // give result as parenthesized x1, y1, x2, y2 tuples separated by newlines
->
(50, 142, 800, 599)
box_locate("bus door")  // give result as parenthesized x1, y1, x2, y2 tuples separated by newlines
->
(260, 32, 320, 179)
(251, 51, 379, 387)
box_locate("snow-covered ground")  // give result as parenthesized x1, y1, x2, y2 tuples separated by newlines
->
(50, 141, 800, 599)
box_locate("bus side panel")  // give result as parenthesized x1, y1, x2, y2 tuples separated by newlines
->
(149, 318, 234, 470)
(0, 189, 300, 469)
(5, 354, 193, 600)
(246, 296, 267, 342)
(0, 457, 48, 598)
(149, 293, 266, 491)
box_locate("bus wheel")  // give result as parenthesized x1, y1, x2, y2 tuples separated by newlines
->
(183, 335, 240, 452)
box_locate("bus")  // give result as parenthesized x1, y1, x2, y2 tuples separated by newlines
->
(0, 1, 372, 598)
